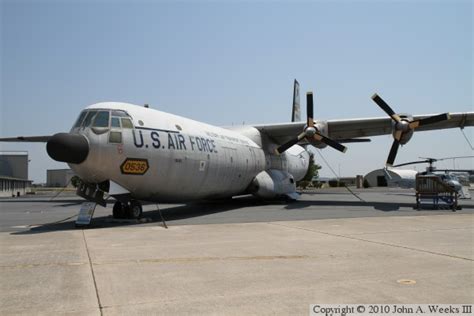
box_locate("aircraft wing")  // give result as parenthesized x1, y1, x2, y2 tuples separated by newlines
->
(253, 112, 474, 145)
(0, 136, 52, 142)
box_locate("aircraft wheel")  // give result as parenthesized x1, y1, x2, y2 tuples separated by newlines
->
(128, 200, 143, 219)
(113, 201, 126, 219)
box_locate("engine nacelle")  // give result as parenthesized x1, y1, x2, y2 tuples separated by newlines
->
(286, 146, 310, 181)
(248, 169, 296, 199)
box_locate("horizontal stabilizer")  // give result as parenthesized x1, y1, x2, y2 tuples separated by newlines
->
(0, 136, 52, 142)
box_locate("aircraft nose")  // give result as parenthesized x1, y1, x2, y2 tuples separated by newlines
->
(46, 133, 89, 164)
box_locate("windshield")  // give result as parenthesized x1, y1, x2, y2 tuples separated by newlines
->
(440, 174, 458, 181)
(82, 111, 98, 127)
(72, 109, 133, 129)
(73, 111, 87, 128)
(93, 111, 110, 127)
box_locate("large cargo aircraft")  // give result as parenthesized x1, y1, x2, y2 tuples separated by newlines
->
(1, 81, 472, 219)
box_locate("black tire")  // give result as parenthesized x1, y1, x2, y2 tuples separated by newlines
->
(113, 202, 126, 219)
(127, 200, 143, 219)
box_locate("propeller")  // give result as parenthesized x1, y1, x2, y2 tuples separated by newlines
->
(371, 93, 451, 166)
(275, 92, 347, 155)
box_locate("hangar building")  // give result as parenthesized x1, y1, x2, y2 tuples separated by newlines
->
(0, 152, 32, 197)
(47, 169, 76, 187)
(364, 168, 418, 188)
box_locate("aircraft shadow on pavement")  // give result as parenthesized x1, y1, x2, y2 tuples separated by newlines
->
(10, 195, 473, 235)
(10, 197, 266, 235)
(284, 200, 409, 212)
(285, 199, 474, 212)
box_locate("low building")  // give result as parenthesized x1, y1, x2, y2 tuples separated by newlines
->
(47, 169, 76, 187)
(0, 151, 28, 179)
(0, 176, 32, 197)
(364, 168, 418, 188)
(0, 152, 32, 197)
(338, 177, 358, 186)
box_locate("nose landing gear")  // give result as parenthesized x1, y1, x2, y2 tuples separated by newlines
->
(112, 200, 143, 219)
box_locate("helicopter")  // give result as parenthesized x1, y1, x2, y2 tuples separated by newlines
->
(391, 155, 473, 197)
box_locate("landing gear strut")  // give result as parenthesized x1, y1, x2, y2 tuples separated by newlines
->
(113, 200, 143, 219)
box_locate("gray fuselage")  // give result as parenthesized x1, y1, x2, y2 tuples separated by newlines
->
(69, 102, 308, 202)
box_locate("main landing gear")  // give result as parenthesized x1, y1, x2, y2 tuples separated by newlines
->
(113, 200, 143, 219)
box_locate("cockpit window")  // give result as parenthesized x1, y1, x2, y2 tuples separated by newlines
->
(111, 117, 121, 128)
(76, 109, 133, 130)
(121, 118, 133, 129)
(82, 111, 98, 127)
(441, 174, 457, 181)
(92, 111, 110, 127)
(111, 110, 129, 117)
(73, 111, 87, 128)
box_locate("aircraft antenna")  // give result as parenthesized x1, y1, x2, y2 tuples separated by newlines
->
(313, 149, 365, 202)
(156, 204, 168, 229)
(49, 177, 73, 201)
(460, 128, 474, 150)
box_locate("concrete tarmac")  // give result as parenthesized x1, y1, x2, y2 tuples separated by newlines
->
(1, 188, 473, 233)
(1, 188, 473, 315)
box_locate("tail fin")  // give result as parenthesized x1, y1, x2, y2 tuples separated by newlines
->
(291, 79, 301, 122)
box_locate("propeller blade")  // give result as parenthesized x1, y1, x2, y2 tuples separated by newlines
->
(408, 113, 450, 129)
(274, 132, 306, 155)
(394, 129, 403, 141)
(372, 93, 401, 122)
(306, 92, 314, 127)
(386, 139, 400, 166)
(313, 133, 347, 153)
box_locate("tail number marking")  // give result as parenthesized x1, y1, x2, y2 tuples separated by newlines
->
(120, 158, 149, 175)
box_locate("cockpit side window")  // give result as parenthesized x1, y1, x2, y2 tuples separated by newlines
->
(73, 111, 87, 128)
(82, 110, 98, 127)
(121, 118, 133, 129)
(92, 111, 110, 127)
(108, 110, 133, 143)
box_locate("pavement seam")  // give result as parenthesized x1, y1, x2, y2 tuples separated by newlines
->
(344, 226, 474, 236)
(92, 255, 310, 266)
(82, 229, 103, 316)
(266, 222, 474, 262)
(0, 261, 87, 269)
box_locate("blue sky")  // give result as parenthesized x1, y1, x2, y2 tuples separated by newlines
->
(1, 0, 472, 183)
